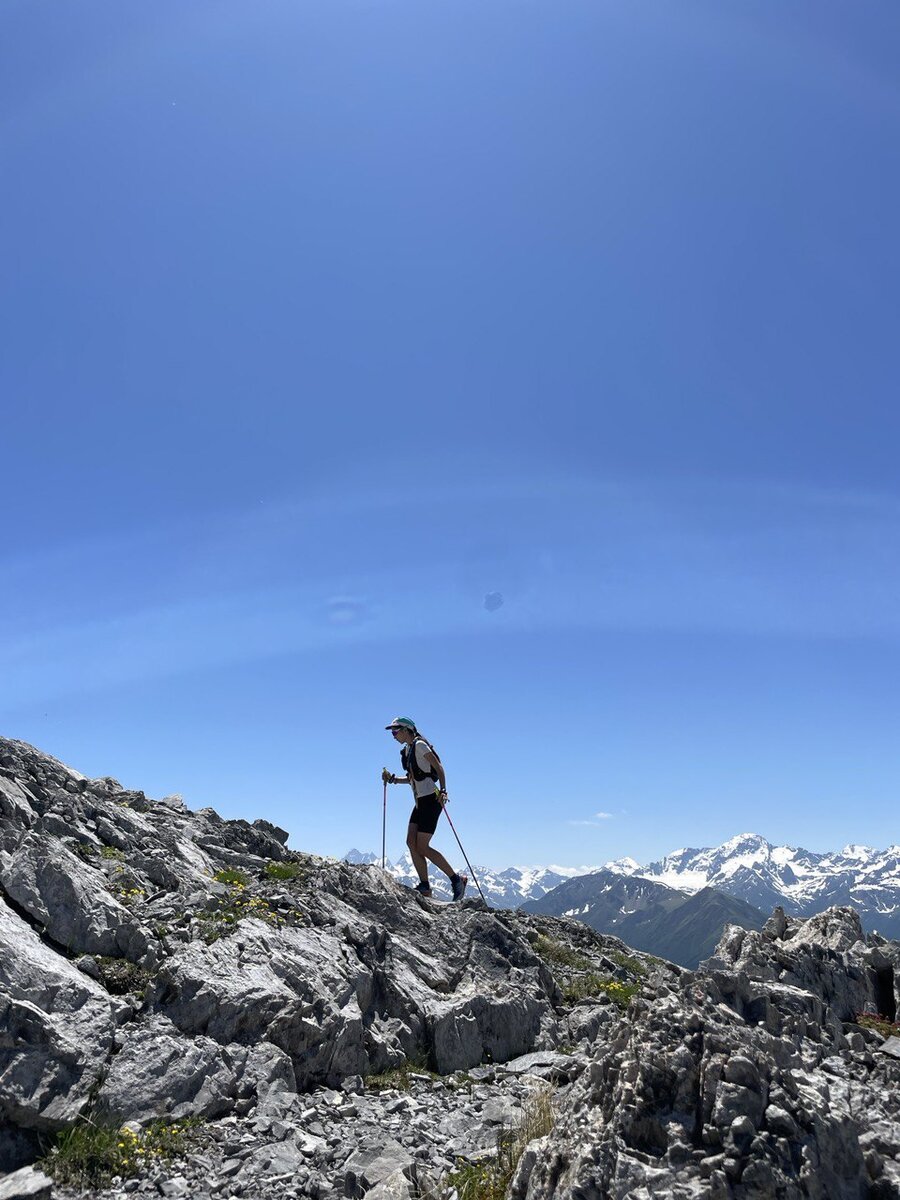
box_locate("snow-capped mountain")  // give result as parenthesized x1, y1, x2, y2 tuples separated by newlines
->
(346, 834, 900, 938)
(604, 833, 900, 938)
(343, 849, 598, 907)
(344, 849, 381, 866)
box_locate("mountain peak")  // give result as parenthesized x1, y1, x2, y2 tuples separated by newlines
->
(344, 848, 381, 865)
(602, 856, 642, 875)
(840, 844, 876, 859)
(720, 832, 770, 852)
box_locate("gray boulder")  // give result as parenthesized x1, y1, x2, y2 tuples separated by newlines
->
(364, 1166, 438, 1200)
(94, 1013, 243, 1122)
(0, 778, 38, 857)
(344, 1138, 416, 1195)
(0, 1167, 53, 1200)
(0, 895, 114, 1132)
(94, 1014, 298, 1126)
(2, 833, 151, 961)
(150, 921, 371, 1086)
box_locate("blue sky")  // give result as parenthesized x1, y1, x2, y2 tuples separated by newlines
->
(3, 0, 899, 870)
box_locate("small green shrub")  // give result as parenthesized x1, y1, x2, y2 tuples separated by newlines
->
(562, 974, 640, 1007)
(448, 1160, 507, 1200)
(96, 957, 151, 996)
(198, 891, 299, 943)
(197, 866, 307, 942)
(72, 842, 97, 861)
(213, 868, 251, 887)
(366, 1066, 413, 1092)
(264, 861, 305, 882)
(40, 1118, 202, 1189)
(114, 886, 146, 907)
(447, 1088, 554, 1200)
(856, 1013, 900, 1038)
(533, 935, 592, 971)
(100, 846, 125, 861)
(607, 950, 647, 977)
(366, 1054, 436, 1091)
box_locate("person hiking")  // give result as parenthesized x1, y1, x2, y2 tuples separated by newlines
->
(383, 717, 467, 901)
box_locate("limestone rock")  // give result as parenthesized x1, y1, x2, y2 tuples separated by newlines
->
(3, 833, 152, 961)
(344, 1139, 415, 1194)
(498, 1049, 582, 1082)
(364, 1166, 437, 1200)
(0, 895, 114, 1135)
(522, 907, 900, 1200)
(0, 1167, 53, 1200)
(93, 1014, 244, 1122)
(150, 921, 371, 1086)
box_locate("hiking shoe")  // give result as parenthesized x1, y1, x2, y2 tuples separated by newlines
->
(451, 873, 468, 902)
(415, 881, 433, 898)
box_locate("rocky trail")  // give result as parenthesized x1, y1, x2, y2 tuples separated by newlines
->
(1, 735, 899, 1199)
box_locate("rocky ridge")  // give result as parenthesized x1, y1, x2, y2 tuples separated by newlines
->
(1, 736, 900, 1199)
(349, 853, 768, 969)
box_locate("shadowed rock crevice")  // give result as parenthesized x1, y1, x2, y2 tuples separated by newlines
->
(0, 875, 62, 950)
(874, 966, 897, 1023)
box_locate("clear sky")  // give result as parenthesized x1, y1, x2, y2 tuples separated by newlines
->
(3, 0, 899, 870)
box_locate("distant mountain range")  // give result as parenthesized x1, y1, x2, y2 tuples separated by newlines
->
(344, 848, 588, 907)
(605, 833, 900, 939)
(520, 872, 766, 968)
(345, 832, 900, 967)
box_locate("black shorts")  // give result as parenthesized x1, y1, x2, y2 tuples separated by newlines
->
(409, 793, 442, 836)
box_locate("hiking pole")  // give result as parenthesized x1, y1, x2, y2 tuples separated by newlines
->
(380, 769, 390, 870)
(440, 797, 488, 906)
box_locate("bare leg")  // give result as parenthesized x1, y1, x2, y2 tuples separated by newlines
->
(406, 823, 429, 885)
(416, 832, 455, 880)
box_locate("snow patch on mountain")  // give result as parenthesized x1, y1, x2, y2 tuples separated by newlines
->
(601, 856, 642, 876)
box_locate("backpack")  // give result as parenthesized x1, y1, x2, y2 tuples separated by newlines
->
(401, 736, 441, 785)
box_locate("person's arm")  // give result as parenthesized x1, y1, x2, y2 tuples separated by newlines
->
(423, 749, 447, 796)
(388, 772, 410, 784)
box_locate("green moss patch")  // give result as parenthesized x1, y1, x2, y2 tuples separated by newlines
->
(562, 974, 641, 1007)
(40, 1118, 203, 1189)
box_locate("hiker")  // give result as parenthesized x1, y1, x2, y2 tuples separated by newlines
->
(383, 717, 467, 901)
